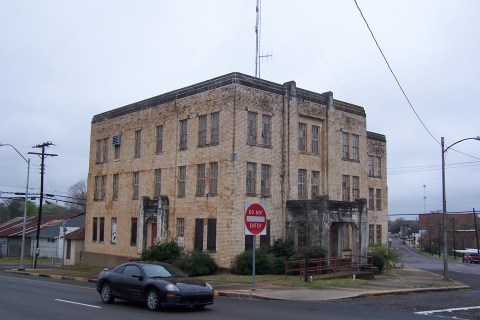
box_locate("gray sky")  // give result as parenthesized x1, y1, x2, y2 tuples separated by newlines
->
(1, 1, 479, 218)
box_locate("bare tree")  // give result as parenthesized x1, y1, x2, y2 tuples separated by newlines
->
(67, 178, 87, 213)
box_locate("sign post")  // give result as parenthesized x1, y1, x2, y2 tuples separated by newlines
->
(244, 202, 267, 291)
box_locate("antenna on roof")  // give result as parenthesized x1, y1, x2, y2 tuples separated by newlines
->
(255, 0, 272, 78)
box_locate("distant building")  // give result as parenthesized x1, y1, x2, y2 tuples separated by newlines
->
(0, 213, 84, 260)
(418, 213, 480, 253)
(84, 72, 388, 268)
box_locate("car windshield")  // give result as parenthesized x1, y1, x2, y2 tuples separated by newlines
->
(142, 264, 188, 278)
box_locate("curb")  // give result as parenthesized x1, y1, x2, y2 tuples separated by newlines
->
(5, 270, 98, 283)
(4, 269, 470, 301)
(363, 285, 470, 297)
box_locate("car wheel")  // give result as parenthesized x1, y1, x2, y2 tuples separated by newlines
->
(100, 283, 115, 304)
(146, 289, 161, 311)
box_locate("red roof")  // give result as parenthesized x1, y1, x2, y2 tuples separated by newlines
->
(0, 215, 76, 237)
(66, 226, 85, 240)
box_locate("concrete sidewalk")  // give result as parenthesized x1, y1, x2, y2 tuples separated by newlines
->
(4, 266, 469, 301)
(213, 268, 469, 301)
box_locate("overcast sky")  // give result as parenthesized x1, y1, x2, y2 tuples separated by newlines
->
(1, 1, 479, 219)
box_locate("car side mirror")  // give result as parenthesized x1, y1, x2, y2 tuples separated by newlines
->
(132, 273, 143, 281)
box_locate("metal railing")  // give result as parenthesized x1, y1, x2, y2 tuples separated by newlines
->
(284, 255, 373, 280)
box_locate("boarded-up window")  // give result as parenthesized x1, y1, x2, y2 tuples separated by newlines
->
(244, 235, 253, 251)
(130, 218, 137, 246)
(194, 219, 204, 251)
(260, 220, 270, 247)
(99, 217, 105, 242)
(92, 217, 98, 242)
(207, 219, 217, 251)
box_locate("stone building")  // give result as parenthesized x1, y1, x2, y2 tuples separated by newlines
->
(84, 72, 388, 268)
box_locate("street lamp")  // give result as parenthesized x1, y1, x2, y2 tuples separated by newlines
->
(441, 136, 480, 280)
(0, 143, 30, 271)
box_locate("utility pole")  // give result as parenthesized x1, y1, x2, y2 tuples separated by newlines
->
(474, 208, 479, 254)
(29, 142, 57, 269)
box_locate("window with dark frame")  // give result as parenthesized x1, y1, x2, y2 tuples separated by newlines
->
(298, 169, 307, 199)
(298, 123, 307, 152)
(99, 217, 105, 242)
(260, 220, 271, 247)
(352, 176, 359, 201)
(376, 224, 382, 243)
(101, 175, 106, 200)
(209, 162, 218, 195)
(198, 115, 207, 147)
(154, 169, 161, 199)
(114, 135, 121, 160)
(368, 155, 374, 176)
(211, 112, 220, 145)
(369, 224, 374, 244)
(132, 171, 139, 199)
(94, 176, 100, 200)
(247, 112, 257, 145)
(261, 164, 271, 197)
(207, 219, 217, 251)
(178, 166, 186, 197)
(376, 189, 382, 210)
(342, 175, 350, 201)
(194, 218, 204, 251)
(111, 217, 117, 244)
(196, 164, 206, 196)
(134, 130, 141, 158)
(246, 162, 257, 195)
(342, 132, 349, 159)
(113, 174, 119, 200)
(374, 157, 381, 177)
(176, 218, 185, 248)
(352, 134, 359, 161)
(311, 171, 319, 198)
(245, 235, 253, 251)
(311, 125, 319, 155)
(369, 188, 374, 210)
(96, 140, 102, 163)
(130, 218, 137, 246)
(262, 114, 272, 146)
(156, 125, 163, 154)
(102, 138, 108, 163)
(180, 119, 188, 150)
(92, 217, 98, 242)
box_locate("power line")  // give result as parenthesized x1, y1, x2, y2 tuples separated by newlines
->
(353, 0, 438, 144)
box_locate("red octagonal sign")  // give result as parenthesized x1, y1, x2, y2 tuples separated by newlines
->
(245, 203, 267, 235)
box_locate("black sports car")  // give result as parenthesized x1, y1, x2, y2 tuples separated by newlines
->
(96, 262, 214, 311)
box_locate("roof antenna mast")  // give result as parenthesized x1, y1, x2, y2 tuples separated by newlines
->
(255, 0, 272, 79)
(255, 0, 261, 78)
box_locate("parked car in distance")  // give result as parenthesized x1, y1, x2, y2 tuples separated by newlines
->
(463, 253, 480, 264)
(96, 262, 214, 311)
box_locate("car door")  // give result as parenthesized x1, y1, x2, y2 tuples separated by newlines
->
(120, 264, 144, 300)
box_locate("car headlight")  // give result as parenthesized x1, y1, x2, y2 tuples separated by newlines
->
(205, 283, 213, 291)
(165, 284, 180, 292)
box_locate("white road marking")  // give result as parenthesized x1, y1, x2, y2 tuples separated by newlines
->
(54, 299, 102, 309)
(415, 305, 480, 315)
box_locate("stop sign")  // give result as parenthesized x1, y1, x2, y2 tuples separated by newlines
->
(244, 203, 267, 235)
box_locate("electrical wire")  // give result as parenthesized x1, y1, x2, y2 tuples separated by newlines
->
(353, 0, 438, 144)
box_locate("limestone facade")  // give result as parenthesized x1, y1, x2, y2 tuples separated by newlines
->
(84, 72, 388, 268)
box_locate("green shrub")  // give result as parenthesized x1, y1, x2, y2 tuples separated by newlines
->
(368, 244, 400, 274)
(173, 250, 217, 276)
(233, 249, 270, 275)
(270, 238, 296, 258)
(141, 241, 180, 263)
(268, 255, 288, 274)
(305, 245, 327, 259)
